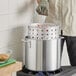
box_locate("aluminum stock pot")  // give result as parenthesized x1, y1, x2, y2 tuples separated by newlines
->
(23, 23, 62, 71)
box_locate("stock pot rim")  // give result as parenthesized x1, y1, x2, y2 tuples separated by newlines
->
(25, 36, 64, 40)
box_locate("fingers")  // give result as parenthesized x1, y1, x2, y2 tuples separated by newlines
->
(36, 5, 48, 16)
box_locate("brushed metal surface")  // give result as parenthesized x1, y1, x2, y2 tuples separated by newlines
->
(24, 37, 61, 71)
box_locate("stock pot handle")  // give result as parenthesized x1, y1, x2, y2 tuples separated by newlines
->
(21, 39, 31, 43)
(21, 39, 31, 48)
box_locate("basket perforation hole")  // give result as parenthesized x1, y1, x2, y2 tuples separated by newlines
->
(32, 37, 34, 38)
(41, 37, 43, 39)
(32, 33, 34, 35)
(55, 33, 57, 35)
(55, 29, 57, 31)
(46, 30, 48, 32)
(47, 34, 49, 35)
(42, 34, 43, 36)
(51, 29, 53, 31)
(37, 37, 38, 39)
(51, 33, 53, 35)
(55, 36, 57, 38)
(51, 37, 53, 39)
(32, 29, 34, 31)
(41, 30, 43, 32)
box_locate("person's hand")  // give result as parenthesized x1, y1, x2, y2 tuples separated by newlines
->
(36, 5, 48, 16)
(36, 0, 49, 16)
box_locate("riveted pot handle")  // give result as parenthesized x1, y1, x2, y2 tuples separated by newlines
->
(21, 39, 31, 43)
(21, 39, 31, 48)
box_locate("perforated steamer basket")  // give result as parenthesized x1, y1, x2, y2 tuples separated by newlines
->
(28, 23, 60, 40)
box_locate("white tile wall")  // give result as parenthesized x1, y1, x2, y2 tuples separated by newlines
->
(0, 15, 8, 31)
(18, 0, 25, 7)
(0, 0, 9, 14)
(17, 11, 33, 25)
(8, 14, 18, 27)
(0, 0, 34, 62)
(0, 30, 9, 48)
(8, 0, 18, 14)
(0, 0, 34, 30)
(9, 0, 18, 10)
